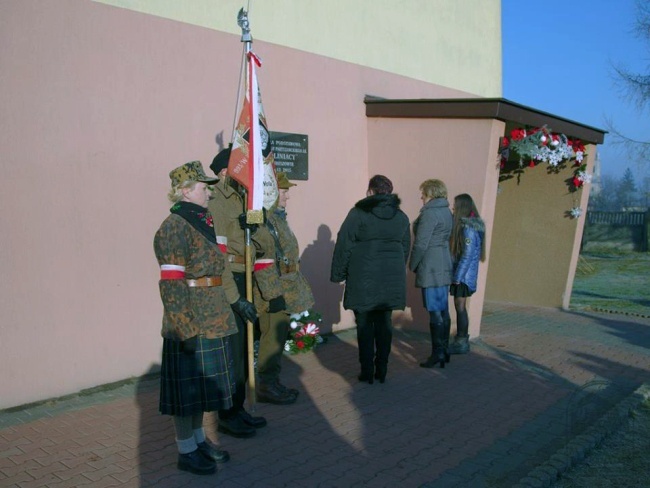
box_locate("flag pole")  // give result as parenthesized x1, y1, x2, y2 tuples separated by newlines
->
(236, 7, 258, 412)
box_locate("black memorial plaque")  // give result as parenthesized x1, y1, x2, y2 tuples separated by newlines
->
(270, 132, 308, 180)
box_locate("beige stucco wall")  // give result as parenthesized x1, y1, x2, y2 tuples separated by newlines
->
(366, 118, 504, 336)
(92, 0, 502, 98)
(1, 0, 497, 408)
(485, 146, 597, 308)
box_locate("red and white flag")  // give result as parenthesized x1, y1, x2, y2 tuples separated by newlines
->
(228, 51, 278, 221)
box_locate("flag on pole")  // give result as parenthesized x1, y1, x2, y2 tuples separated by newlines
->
(228, 50, 278, 223)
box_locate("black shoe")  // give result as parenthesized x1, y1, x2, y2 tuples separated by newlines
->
(274, 379, 299, 398)
(217, 414, 256, 438)
(358, 371, 374, 384)
(257, 381, 297, 405)
(197, 441, 230, 463)
(239, 408, 267, 428)
(177, 449, 216, 475)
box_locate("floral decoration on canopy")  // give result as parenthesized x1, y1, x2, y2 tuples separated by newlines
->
(498, 125, 592, 218)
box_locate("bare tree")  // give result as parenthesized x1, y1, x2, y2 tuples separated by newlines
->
(608, 0, 650, 166)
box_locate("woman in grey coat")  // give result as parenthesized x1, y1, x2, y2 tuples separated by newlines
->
(331, 175, 411, 384)
(409, 179, 453, 368)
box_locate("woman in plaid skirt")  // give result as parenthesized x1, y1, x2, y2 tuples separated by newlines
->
(154, 161, 258, 475)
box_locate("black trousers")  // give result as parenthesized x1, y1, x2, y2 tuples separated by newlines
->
(219, 272, 248, 418)
(354, 310, 392, 373)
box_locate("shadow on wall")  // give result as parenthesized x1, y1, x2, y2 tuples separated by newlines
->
(300, 224, 344, 335)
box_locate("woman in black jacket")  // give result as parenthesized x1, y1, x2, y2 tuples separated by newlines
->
(331, 175, 411, 384)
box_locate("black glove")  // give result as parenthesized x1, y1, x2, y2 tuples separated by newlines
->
(268, 295, 287, 313)
(238, 213, 259, 234)
(182, 336, 198, 355)
(232, 298, 258, 323)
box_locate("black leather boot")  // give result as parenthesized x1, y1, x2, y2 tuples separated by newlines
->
(420, 319, 446, 368)
(256, 379, 297, 405)
(217, 411, 256, 438)
(177, 449, 217, 475)
(442, 313, 451, 364)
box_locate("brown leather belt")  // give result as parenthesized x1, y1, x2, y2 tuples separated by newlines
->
(186, 276, 223, 287)
(228, 254, 246, 264)
(280, 263, 298, 274)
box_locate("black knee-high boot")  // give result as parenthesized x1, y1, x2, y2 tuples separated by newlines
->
(420, 312, 446, 368)
(442, 311, 451, 364)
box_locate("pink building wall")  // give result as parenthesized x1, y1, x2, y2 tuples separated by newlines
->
(1, 1, 474, 408)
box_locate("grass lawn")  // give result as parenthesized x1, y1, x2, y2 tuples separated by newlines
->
(570, 251, 650, 317)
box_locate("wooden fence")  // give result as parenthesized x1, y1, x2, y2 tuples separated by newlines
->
(581, 211, 649, 252)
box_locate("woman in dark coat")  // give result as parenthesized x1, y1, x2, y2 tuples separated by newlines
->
(331, 175, 411, 384)
(409, 179, 453, 369)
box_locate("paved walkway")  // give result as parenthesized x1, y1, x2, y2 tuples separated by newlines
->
(2, 302, 649, 487)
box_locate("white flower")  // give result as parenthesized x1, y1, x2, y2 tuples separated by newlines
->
(284, 341, 292, 352)
(577, 171, 592, 184)
(570, 207, 583, 218)
(290, 313, 302, 320)
(301, 310, 309, 317)
(304, 323, 320, 335)
(540, 135, 547, 143)
(551, 139, 559, 147)
(575, 151, 584, 163)
(290, 320, 300, 330)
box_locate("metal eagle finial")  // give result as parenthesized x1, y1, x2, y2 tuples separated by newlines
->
(237, 8, 252, 42)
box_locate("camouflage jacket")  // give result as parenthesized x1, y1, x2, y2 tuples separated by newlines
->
(253, 208, 315, 314)
(208, 178, 247, 274)
(154, 214, 239, 340)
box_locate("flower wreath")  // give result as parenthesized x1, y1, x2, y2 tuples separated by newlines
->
(284, 310, 323, 354)
(498, 125, 591, 218)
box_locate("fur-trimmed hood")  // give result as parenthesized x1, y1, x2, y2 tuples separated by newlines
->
(460, 216, 485, 233)
(354, 193, 402, 220)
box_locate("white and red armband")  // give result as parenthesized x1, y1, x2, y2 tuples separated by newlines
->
(253, 259, 274, 272)
(160, 264, 186, 280)
(216, 235, 228, 254)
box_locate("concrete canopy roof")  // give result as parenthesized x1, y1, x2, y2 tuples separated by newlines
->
(364, 97, 606, 145)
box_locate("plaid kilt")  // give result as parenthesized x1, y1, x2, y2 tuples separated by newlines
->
(159, 336, 236, 416)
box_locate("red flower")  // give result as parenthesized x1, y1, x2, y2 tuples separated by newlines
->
(510, 128, 526, 141)
(569, 139, 585, 153)
(529, 160, 536, 168)
(572, 176, 583, 188)
(501, 137, 510, 148)
(296, 341, 305, 349)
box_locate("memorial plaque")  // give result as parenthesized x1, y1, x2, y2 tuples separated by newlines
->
(270, 132, 308, 180)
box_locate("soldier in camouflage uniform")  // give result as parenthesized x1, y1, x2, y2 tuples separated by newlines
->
(253, 172, 315, 405)
(154, 161, 258, 475)
(207, 147, 267, 438)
